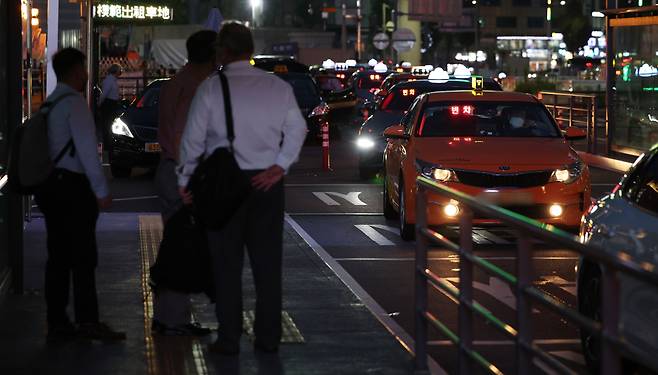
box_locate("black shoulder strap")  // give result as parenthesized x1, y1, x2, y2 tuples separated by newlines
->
(217, 69, 235, 152)
(44, 92, 78, 164)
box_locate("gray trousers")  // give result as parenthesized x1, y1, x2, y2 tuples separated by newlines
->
(208, 173, 284, 349)
(153, 158, 191, 326)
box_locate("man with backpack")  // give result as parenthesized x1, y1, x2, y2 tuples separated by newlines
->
(33, 48, 125, 341)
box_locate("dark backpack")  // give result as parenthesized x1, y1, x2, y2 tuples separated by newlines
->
(8, 93, 76, 194)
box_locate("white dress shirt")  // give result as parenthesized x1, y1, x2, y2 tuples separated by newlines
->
(177, 60, 307, 187)
(47, 83, 109, 198)
(99, 74, 119, 104)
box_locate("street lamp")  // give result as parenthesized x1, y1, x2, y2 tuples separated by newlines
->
(250, 0, 262, 27)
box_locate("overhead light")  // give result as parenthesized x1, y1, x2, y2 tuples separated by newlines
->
(31, 8, 38, 17)
(31, 17, 39, 26)
(591, 11, 605, 17)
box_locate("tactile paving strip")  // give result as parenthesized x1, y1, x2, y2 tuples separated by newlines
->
(243, 310, 305, 343)
(139, 215, 208, 375)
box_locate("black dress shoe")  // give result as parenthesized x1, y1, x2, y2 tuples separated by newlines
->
(209, 340, 240, 356)
(254, 340, 279, 353)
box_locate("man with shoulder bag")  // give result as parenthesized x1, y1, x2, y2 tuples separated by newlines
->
(31, 48, 125, 341)
(177, 21, 307, 355)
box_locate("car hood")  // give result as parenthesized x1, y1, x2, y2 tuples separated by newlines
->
(414, 137, 578, 172)
(361, 111, 404, 134)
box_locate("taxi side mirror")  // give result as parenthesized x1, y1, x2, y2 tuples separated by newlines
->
(564, 127, 587, 140)
(383, 125, 409, 140)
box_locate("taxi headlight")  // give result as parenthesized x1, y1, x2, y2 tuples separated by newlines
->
(444, 203, 460, 217)
(357, 137, 375, 149)
(429, 168, 458, 182)
(550, 161, 583, 184)
(111, 118, 134, 138)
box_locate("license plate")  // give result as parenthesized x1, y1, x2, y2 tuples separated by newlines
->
(145, 143, 161, 153)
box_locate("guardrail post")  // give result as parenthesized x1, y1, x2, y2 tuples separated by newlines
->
(516, 233, 533, 374)
(414, 187, 429, 372)
(601, 265, 621, 375)
(568, 96, 574, 129)
(591, 98, 598, 155)
(458, 206, 474, 374)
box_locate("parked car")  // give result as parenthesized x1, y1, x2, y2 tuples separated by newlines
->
(578, 145, 658, 374)
(109, 79, 168, 177)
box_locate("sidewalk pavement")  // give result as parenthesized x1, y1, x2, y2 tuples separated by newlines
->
(0, 212, 416, 375)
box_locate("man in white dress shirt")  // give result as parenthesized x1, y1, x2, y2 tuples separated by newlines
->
(98, 64, 121, 149)
(34, 48, 125, 341)
(177, 21, 307, 354)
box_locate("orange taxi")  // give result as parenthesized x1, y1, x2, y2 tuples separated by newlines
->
(382, 89, 591, 240)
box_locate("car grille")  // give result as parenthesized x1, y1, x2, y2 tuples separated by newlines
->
(474, 205, 549, 219)
(455, 170, 552, 188)
(132, 126, 158, 141)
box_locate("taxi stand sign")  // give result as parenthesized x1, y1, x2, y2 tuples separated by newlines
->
(471, 75, 484, 96)
(92, 3, 173, 20)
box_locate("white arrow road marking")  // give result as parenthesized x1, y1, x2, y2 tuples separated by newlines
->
(540, 275, 577, 296)
(312, 192, 368, 206)
(473, 229, 512, 245)
(446, 277, 540, 313)
(355, 224, 399, 246)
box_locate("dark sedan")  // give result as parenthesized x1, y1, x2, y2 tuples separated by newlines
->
(356, 78, 503, 179)
(109, 79, 168, 177)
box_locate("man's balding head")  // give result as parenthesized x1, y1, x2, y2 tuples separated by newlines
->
(216, 21, 254, 64)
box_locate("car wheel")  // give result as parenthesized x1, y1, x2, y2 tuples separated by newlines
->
(383, 173, 397, 220)
(398, 180, 415, 241)
(579, 266, 601, 374)
(111, 164, 132, 178)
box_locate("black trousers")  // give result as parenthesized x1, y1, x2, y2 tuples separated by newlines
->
(34, 169, 100, 327)
(207, 173, 284, 349)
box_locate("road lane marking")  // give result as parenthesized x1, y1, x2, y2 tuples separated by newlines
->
(284, 214, 447, 375)
(446, 276, 540, 313)
(355, 224, 399, 246)
(312, 192, 368, 206)
(427, 339, 581, 346)
(550, 351, 586, 365)
(473, 229, 512, 245)
(334, 257, 579, 261)
(540, 275, 577, 296)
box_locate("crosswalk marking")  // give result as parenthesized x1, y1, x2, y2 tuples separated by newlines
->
(312, 192, 368, 206)
(540, 275, 577, 296)
(355, 224, 398, 246)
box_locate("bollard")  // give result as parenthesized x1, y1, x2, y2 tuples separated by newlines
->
(322, 121, 331, 171)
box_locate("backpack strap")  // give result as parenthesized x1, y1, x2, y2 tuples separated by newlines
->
(44, 92, 79, 164)
(217, 69, 235, 153)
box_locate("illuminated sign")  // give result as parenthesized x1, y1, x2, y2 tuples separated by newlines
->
(92, 4, 173, 20)
(450, 105, 474, 116)
(401, 89, 416, 96)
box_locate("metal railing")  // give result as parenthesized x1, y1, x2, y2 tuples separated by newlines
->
(414, 175, 658, 374)
(538, 91, 601, 154)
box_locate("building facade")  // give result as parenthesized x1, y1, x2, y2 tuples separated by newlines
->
(606, 2, 658, 155)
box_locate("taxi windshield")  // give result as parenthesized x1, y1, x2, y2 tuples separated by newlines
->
(280, 75, 320, 106)
(316, 76, 345, 91)
(417, 101, 560, 138)
(380, 88, 421, 111)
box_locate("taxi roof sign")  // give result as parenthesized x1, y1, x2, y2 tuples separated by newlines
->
(471, 75, 484, 96)
(273, 64, 289, 74)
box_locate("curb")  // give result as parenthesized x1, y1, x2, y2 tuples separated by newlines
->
(577, 151, 632, 174)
